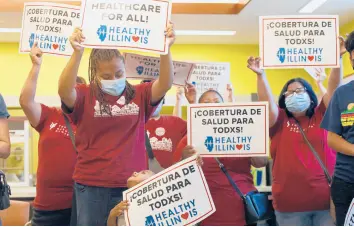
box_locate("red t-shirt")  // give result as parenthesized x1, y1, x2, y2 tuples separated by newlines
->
(64, 83, 156, 188)
(146, 116, 187, 169)
(33, 104, 76, 211)
(174, 136, 256, 226)
(270, 102, 336, 212)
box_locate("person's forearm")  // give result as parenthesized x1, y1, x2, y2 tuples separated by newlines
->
(159, 52, 173, 92)
(20, 65, 40, 107)
(173, 99, 182, 117)
(257, 73, 278, 126)
(318, 83, 327, 97)
(327, 59, 343, 97)
(0, 141, 10, 159)
(107, 215, 117, 226)
(58, 51, 82, 104)
(328, 132, 354, 156)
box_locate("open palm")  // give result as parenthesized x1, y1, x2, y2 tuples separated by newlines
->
(247, 57, 264, 75)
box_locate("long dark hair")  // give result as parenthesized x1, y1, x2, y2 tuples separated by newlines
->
(198, 90, 224, 103)
(88, 49, 136, 116)
(278, 78, 317, 118)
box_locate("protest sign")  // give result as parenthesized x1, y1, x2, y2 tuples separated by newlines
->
(259, 15, 339, 69)
(345, 198, 354, 226)
(123, 156, 215, 226)
(80, 0, 171, 54)
(20, 2, 81, 56)
(124, 53, 195, 86)
(188, 62, 230, 99)
(304, 67, 326, 81)
(187, 102, 269, 157)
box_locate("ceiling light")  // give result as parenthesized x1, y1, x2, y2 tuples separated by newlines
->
(298, 0, 328, 13)
(176, 30, 236, 35)
(0, 28, 21, 33)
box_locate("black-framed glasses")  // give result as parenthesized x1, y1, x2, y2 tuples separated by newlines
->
(283, 87, 306, 98)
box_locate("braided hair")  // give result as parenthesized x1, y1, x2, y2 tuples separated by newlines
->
(88, 49, 136, 116)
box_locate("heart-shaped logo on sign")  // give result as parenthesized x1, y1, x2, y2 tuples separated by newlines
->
(132, 36, 140, 42)
(308, 56, 314, 61)
(52, 44, 59, 50)
(181, 212, 189, 220)
(236, 144, 243, 150)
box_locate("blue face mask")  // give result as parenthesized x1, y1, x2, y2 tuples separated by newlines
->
(100, 78, 126, 96)
(152, 102, 163, 117)
(285, 93, 311, 113)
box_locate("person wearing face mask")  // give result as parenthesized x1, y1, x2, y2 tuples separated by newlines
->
(321, 31, 354, 226)
(57, 23, 175, 226)
(246, 36, 346, 226)
(19, 43, 86, 226)
(173, 85, 268, 226)
(142, 80, 187, 171)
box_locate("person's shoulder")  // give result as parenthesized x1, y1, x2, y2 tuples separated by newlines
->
(167, 116, 186, 123)
(336, 81, 354, 95)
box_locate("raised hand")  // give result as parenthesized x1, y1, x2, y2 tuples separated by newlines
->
(315, 68, 326, 83)
(176, 87, 183, 101)
(226, 84, 234, 102)
(165, 21, 176, 48)
(339, 35, 348, 56)
(69, 28, 85, 53)
(29, 42, 43, 66)
(184, 81, 197, 104)
(247, 57, 264, 76)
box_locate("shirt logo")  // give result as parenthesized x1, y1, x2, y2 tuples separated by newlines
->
(49, 122, 57, 130)
(93, 96, 139, 118)
(341, 103, 354, 127)
(155, 127, 165, 137)
(149, 136, 173, 152)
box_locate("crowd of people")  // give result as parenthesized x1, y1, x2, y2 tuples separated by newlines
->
(0, 22, 353, 226)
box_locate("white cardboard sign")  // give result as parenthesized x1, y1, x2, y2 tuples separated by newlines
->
(123, 156, 215, 226)
(259, 15, 339, 69)
(80, 0, 171, 54)
(345, 198, 354, 226)
(188, 62, 230, 99)
(187, 102, 269, 157)
(124, 53, 195, 86)
(20, 2, 81, 56)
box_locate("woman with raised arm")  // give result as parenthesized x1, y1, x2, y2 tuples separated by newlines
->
(58, 23, 175, 225)
(246, 37, 347, 226)
(173, 84, 268, 226)
(19, 43, 83, 226)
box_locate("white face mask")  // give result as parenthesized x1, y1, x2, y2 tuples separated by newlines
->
(100, 78, 126, 96)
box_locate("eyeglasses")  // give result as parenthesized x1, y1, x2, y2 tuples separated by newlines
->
(283, 88, 306, 98)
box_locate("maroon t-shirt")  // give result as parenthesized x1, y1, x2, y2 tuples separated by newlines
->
(33, 105, 76, 211)
(64, 82, 156, 187)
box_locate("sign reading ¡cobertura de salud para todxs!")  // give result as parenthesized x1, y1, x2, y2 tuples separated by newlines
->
(188, 102, 269, 157)
(259, 15, 339, 69)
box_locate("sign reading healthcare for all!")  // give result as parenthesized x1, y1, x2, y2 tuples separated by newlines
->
(188, 102, 269, 157)
(123, 156, 215, 226)
(259, 15, 339, 69)
(80, 0, 171, 54)
(188, 62, 230, 98)
(20, 2, 81, 56)
(124, 53, 195, 86)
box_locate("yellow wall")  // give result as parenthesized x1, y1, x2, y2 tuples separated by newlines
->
(1, 19, 353, 173)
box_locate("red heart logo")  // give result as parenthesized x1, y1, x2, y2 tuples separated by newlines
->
(308, 56, 314, 61)
(132, 36, 140, 42)
(181, 212, 189, 220)
(236, 144, 243, 150)
(52, 44, 59, 50)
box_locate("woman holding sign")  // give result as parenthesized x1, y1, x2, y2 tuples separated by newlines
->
(174, 85, 268, 226)
(246, 37, 347, 226)
(58, 22, 175, 226)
